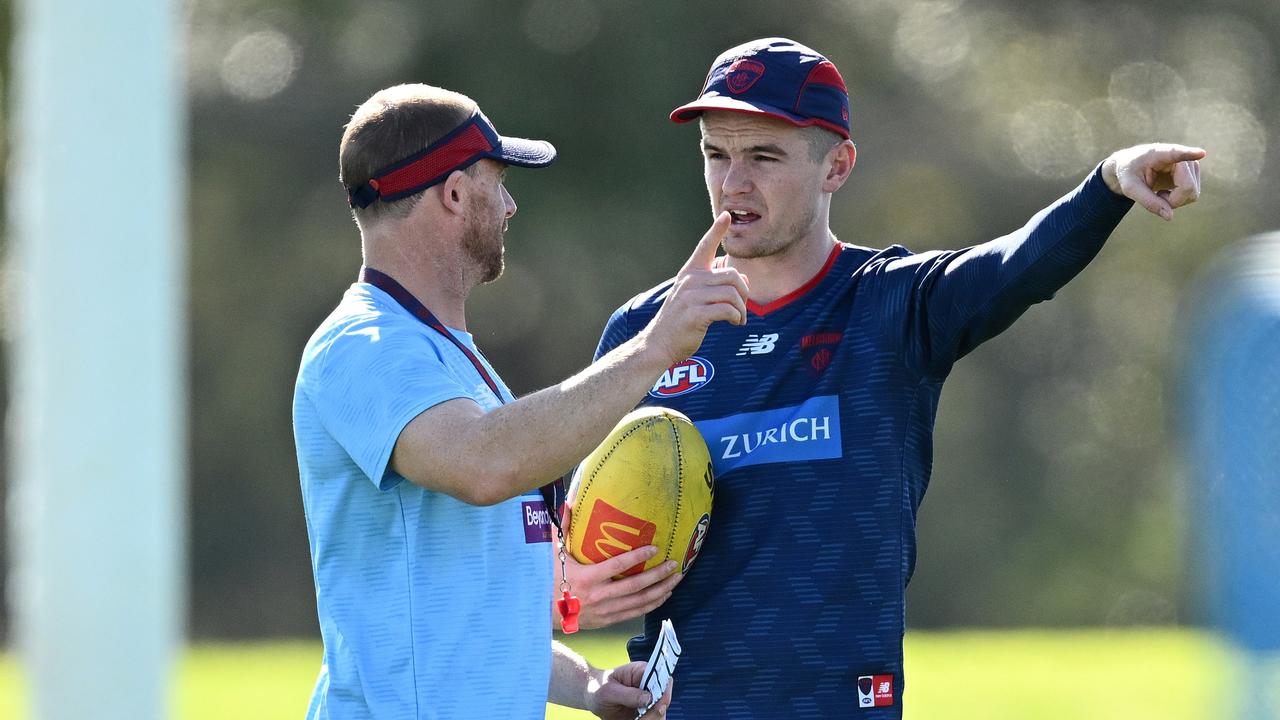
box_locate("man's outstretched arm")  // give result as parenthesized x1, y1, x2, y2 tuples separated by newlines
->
(881, 143, 1204, 376)
(391, 213, 749, 505)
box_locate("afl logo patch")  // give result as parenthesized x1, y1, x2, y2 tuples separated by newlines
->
(650, 357, 715, 398)
(725, 59, 765, 94)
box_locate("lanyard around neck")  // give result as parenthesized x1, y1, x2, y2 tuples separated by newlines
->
(358, 267, 564, 526)
(359, 266, 504, 402)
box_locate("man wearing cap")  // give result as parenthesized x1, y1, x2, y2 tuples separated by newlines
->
(293, 83, 751, 718)
(590, 39, 1204, 717)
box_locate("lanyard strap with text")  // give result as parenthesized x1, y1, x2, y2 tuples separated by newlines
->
(358, 267, 565, 527)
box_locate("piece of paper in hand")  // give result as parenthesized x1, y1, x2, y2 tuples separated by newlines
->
(636, 619, 680, 717)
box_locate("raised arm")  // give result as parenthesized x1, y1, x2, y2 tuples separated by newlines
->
(391, 213, 749, 505)
(882, 143, 1203, 376)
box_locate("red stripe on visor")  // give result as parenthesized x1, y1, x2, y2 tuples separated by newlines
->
(374, 124, 492, 196)
(347, 113, 498, 208)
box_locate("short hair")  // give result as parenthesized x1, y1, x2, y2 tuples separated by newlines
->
(698, 115, 842, 164)
(800, 124, 842, 162)
(339, 84, 478, 228)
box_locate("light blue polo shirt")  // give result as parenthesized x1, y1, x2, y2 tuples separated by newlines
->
(293, 282, 553, 719)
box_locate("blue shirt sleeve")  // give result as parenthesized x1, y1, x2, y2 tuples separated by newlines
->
(870, 164, 1134, 376)
(594, 303, 634, 361)
(306, 322, 473, 491)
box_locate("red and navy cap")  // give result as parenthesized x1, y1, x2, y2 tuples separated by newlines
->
(671, 38, 851, 140)
(347, 111, 556, 209)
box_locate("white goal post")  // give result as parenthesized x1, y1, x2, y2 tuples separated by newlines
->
(7, 0, 185, 718)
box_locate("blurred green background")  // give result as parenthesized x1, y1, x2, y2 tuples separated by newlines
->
(0, 630, 1257, 719)
(1, 0, 1279, 713)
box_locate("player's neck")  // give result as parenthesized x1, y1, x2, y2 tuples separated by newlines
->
(389, 266, 471, 331)
(725, 227, 839, 308)
(362, 229, 472, 331)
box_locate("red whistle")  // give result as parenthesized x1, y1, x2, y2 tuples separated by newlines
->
(557, 591, 581, 634)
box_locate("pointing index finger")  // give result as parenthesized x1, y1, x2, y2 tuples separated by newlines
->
(680, 211, 731, 275)
(1149, 145, 1207, 167)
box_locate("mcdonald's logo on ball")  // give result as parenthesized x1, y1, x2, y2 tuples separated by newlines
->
(565, 407, 715, 580)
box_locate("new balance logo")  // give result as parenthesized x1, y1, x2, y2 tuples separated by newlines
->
(736, 333, 779, 356)
(856, 674, 894, 708)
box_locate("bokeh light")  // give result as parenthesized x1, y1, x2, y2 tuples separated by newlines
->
(893, 0, 971, 83)
(1177, 13, 1275, 110)
(336, 2, 417, 76)
(1107, 62, 1188, 139)
(219, 29, 300, 101)
(1009, 100, 1096, 178)
(1079, 96, 1137, 150)
(1183, 101, 1267, 186)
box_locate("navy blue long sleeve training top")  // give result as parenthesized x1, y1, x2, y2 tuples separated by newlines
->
(592, 167, 1134, 719)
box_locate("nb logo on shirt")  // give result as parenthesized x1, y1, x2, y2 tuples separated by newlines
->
(736, 333, 779, 356)
(856, 674, 894, 708)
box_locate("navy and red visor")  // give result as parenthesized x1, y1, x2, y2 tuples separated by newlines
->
(347, 111, 557, 209)
(671, 37, 851, 140)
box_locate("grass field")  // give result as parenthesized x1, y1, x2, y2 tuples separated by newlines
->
(0, 629, 1268, 719)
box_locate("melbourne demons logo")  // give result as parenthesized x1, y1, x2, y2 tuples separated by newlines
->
(580, 499, 657, 576)
(649, 357, 714, 398)
(725, 59, 765, 94)
(801, 331, 843, 377)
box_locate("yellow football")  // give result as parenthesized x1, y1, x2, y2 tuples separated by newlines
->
(565, 406, 714, 578)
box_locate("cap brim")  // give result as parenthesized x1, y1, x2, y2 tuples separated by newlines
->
(671, 96, 849, 139)
(671, 95, 805, 124)
(495, 136, 557, 168)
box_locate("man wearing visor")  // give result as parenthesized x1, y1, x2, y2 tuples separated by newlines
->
(293, 84, 749, 718)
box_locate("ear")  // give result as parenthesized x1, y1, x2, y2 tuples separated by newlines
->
(822, 141, 857, 193)
(439, 169, 471, 217)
